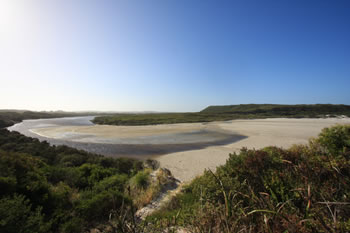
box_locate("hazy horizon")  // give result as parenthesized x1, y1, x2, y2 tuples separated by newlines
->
(2, 103, 350, 114)
(1, 0, 349, 112)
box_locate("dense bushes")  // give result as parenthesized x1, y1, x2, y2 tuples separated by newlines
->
(0, 194, 50, 233)
(0, 129, 143, 232)
(130, 170, 151, 190)
(316, 124, 350, 156)
(148, 124, 350, 232)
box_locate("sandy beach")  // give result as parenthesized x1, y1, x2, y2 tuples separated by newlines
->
(30, 117, 350, 182)
(156, 118, 350, 182)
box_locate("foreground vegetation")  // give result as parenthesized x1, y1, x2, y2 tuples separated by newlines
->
(93, 104, 350, 126)
(0, 129, 148, 232)
(147, 124, 350, 232)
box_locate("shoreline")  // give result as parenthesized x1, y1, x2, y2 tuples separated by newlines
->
(9, 117, 350, 182)
(10, 118, 246, 159)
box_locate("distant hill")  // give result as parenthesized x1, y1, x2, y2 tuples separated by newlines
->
(201, 104, 350, 117)
(92, 104, 350, 126)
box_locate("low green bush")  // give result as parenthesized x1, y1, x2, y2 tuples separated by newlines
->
(77, 189, 128, 222)
(316, 124, 350, 156)
(130, 170, 150, 190)
(0, 194, 50, 233)
(0, 129, 144, 232)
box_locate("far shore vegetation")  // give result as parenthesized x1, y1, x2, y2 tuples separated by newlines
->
(0, 111, 93, 129)
(93, 104, 350, 126)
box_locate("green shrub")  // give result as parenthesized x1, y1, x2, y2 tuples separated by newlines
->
(59, 217, 85, 233)
(77, 190, 128, 222)
(130, 170, 150, 190)
(316, 124, 350, 156)
(0, 129, 144, 232)
(0, 194, 50, 233)
(46, 166, 82, 187)
(0, 176, 17, 196)
(93, 174, 128, 193)
(59, 153, 87, 167)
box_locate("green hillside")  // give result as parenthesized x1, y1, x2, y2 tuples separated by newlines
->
(93, 104, 350, 126)
(201, 104, 350, 116)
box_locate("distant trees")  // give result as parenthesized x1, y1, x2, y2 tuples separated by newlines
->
(93, 104, 350, 126)
(0, 111, 92, 129)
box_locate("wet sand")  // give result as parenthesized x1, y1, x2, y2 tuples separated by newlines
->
(9, 117, 245, 158)
(31, 124, 207, 139)
(10, 117, 350, 182)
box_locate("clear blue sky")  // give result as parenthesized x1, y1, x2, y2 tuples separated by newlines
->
(1, 0, 349, 112)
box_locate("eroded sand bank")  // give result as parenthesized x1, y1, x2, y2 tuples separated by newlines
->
(30, 118, 350, 182)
